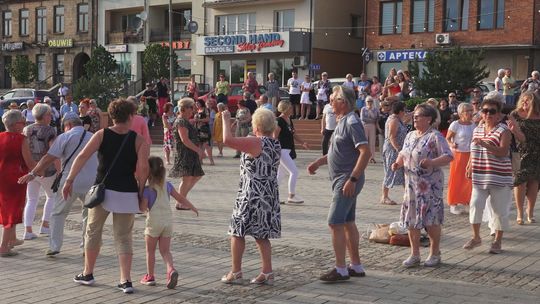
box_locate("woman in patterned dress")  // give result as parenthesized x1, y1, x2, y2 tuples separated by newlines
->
(220, 108, 281, 286)
(162, 103, 176, 165)
(380, 101, 407, 205)
(392, 104, 453, 268)
(169, 98, 204, 207)
(508, 91, 540, 224)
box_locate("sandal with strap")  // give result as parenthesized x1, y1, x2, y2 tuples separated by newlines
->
(527, 217, 536, 224)
(221, 271, 243, 284)
(250, 272, 274, 285)
(380, 198, 397, 205)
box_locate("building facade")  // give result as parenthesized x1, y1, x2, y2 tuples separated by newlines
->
(364, 0, 540, 81)
(0, 0, 95, 88)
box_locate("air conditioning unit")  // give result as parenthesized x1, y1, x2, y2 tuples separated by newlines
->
(292, 56, 307, 67)
(435, 33, 450, 45)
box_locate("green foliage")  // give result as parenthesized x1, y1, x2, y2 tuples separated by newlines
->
(72, 45, 124, 110)
(143, 44, 178, 82)
(9, 55, 38, 86)
(409, 47, 490, 98)
(404, 97, 426, 111)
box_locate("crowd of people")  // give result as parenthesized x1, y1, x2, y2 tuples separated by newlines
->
(1, 66, 540, 295)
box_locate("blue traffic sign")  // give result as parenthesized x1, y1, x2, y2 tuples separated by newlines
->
(310, 63, 321, 70)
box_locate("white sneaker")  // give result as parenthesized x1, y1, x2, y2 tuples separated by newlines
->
(450, 206, 461, 215)
(23, 232, 38, 240)
(287, 195, 304, 204)
(39, 226, 50, 235)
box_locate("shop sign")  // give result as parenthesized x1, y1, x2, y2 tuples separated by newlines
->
(105, 45, 128, 53)
(1, 42, 24, 51)
(196, 32, 289, 55)
(48, 39, 73, 48)
(377, 50, 428, 62)
(160, 40, 191, 50)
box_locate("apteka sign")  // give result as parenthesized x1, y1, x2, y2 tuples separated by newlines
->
(197, 32, 289, 55)
(377, 50, 428, 62)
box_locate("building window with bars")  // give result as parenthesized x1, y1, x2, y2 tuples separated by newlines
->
(380, 1, 402, 35)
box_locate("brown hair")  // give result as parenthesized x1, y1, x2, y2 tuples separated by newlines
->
(163, 102, 173, 113)
(108, 98, 136, 123)
(148, 156, 165, 188)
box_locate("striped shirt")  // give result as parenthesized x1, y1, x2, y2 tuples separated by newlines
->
(470, 123, 513, 188)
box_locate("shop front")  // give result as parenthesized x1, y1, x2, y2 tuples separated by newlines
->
(197, 31, 310, 87)
(0, 42, 24, 88)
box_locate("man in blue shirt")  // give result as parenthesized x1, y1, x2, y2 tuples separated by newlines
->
(60, 95, 78, 118)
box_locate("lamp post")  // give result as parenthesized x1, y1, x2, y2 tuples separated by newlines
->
(169, 0, 174, 101)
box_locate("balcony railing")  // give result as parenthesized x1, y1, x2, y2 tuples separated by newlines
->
(149, 29, 191, 42)
(107, 30, 143, 45)
(203, 0, 301, 8)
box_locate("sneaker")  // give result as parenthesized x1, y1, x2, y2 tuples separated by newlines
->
(402, 255, 421, 268)
(140, 274, 156, 286)
(23, 232, 37, 240)
(74, 273, 95, 285)
(39, 226, 50, 235)
(347, 265, 366, 277)
(319, 268, 350, 282)
(450, 206, 461, 215)
(233, 155, 241, 159)
(463, 238, 482, 250)
(423, 254, 441, 267)
(287, 195, 304, 204)
(489, 241, 502, 254)
(46, 249, 60, 256)
(118, 281, 134, 294)
(166, 269, 179, 289)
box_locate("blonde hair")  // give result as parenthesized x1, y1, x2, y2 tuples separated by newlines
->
(277, 100, 291, 113)
(217, 102, 226, 111)
(179, 97, 195, 112)
(516, 91, 540, 118)
(425, 98, 438, 108)
(251, 108, 276, 136)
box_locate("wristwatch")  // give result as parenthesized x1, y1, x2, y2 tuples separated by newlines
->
(349, 176, 358, 182)
(28, 171, 37, 178)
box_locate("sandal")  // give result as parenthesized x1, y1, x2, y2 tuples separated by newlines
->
(250, 272, 274, 285)
(517, 217, 524, 225)
(221, 271, 243, 284)
(380, 198, 397, 205)
(527, 217, 536, 224)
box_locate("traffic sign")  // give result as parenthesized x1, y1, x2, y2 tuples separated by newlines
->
(310, 63, 321, 70)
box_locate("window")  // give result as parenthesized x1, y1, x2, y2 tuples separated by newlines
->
(78, 3, 89, 33)
(122, 14, 140, 32)
(54, 54, 65, 83)
(54, 6, 65, 33)
(380, 1, 402, 35)
(266, 58, 295, 87)
(216, 13, 256, 35)
(2, 11, 12, 37)
(36, 7, 47, 42)
(36, 55, 46, 82)
(411, 0, 435, 33)
(275, 10, 294, 32)
(444, 0, 469, 32)
(350, 15, 362, 38)
(165, 9, 192, 33)
(20, 9, 29, 36)
(478, 0, 505, 29)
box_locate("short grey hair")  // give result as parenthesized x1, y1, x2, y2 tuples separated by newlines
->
(126, 96, 138, 105)
(32, 103, 51, 121)
(217, 102, 226, 111)
(26, 99, 35, 107)
(43, 96, 52, 103)
(457, 102, 472, 114)
(532, 71, 540, 78)
(415, 103, 438, 125)
(497, 69, 505, 76)
(62, 114, 82, 126)
(258, 94, 269, 103)
(485, 91, 505, 104)
(332, 85, 356, 109)
(2, 109, 24, 130)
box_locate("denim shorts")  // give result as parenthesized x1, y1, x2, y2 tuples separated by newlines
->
(327, 176, 365, 225)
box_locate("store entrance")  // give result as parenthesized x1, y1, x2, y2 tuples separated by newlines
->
(217, 60, 256, 85)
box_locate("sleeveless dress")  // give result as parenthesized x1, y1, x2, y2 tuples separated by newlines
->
(382, 115, 407, 188)
(169, 118, 204, 178)
(512, 114, 540, 186)
(0, 132, 28, 228)
(228, 137, 281, 239)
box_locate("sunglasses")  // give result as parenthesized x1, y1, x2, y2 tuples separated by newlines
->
(481, 108, 497, 115)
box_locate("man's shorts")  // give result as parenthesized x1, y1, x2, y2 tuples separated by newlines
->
(327, 176, 365, 225)
(290, 94, 301, 105)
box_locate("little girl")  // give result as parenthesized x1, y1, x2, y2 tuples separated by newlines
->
(139, 156, 199, 289)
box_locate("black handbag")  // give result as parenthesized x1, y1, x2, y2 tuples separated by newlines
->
(84, 131, 131, 209)
(51, 130, 87, 193)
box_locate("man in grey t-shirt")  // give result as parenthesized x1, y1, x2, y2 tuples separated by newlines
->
(308, 85, 371, 282)
(19, 113, 98, 256)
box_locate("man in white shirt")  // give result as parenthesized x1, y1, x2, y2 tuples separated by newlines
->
(287, 71, 301, 118)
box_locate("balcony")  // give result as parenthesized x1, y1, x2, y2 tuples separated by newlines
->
(203, 0, 301, 8)
(149, 29, 192, 43)
(107, 30, 143, 45)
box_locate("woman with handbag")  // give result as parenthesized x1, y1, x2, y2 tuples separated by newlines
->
(63, 98, 150, 294)
(194, 99, 214, 165)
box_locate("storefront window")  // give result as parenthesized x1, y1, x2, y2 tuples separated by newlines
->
(218, 61, 231, 82)
(231, 60, 246, 84)
(54, 54, 64, 84)
(113, 53, 131, 81)
(175, 50, 191, 77)
(266, 58, 295, 87)
(379, 62, 400, 82)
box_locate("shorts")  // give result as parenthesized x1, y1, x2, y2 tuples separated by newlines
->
(217, 94, 228, 105)
(327, 176, 365, 225)
(145, 222, 173, 238)
(147, 99, 157, 114)
(290, 94, 301, 105)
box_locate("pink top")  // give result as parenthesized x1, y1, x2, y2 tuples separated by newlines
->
(130, 114, 152, 145)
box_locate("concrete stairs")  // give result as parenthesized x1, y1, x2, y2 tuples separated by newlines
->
(149, 117, 164, 145)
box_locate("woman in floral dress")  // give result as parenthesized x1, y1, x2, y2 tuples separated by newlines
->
(162, 103, 176, 165)
(392, 104, 453, 268)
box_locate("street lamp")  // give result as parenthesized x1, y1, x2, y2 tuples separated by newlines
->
(169, 0, 174, 101)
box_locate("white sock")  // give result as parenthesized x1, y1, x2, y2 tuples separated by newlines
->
(349, 264, 365, 272)
(335, 266, 348, 276)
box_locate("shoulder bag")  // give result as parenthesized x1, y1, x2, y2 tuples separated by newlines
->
(51, 130, 87, 193)
(84, 131, 131, 209)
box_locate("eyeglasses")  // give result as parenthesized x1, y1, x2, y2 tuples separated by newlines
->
(481, 108, 497, 115)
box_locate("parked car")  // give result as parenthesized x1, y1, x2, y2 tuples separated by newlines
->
(199, 84, 267, 114)
(0, 88, 59, 110)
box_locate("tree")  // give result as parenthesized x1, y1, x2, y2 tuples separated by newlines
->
(409, 47, 490, 99)
(143, 44, 178, 82)
(9, 55, 38, 87)
(72, 45, 124, 110)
